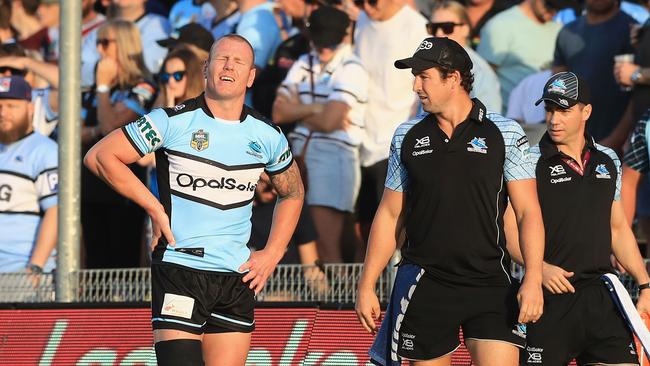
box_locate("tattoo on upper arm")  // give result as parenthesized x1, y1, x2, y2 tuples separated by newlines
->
(270, 162, 305, 200)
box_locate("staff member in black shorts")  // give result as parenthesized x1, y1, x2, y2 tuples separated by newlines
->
(356, 37, 546, 366)
(507, 72, 650, 365)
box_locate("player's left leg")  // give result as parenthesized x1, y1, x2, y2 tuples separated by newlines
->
(465, 339, 518, 366)
(203, 274, 255, 366)
(202, 332, 251, 366)
(461, 284, 525, 366)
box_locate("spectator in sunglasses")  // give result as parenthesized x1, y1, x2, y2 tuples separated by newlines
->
(153, 47, 206, 109)
(429, 0, 502, 113)
(81, 19, 157, 270)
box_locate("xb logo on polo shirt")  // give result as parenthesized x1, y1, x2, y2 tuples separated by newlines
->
(412, 136, 433, 156)
(191, 129, 209, 151)
(595, 164, 611, 179)
(549, 165, 566, 176)
(467, 137, 488, 154)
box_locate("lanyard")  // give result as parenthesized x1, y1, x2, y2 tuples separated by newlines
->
(561, 149, 591, 176)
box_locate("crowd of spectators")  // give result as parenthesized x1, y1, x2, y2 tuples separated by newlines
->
(2, 0, 650, 273)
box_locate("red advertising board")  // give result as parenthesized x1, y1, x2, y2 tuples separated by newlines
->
(0, 307, 476, 365)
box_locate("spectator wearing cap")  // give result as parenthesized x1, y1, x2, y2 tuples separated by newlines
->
(353, 0, 428, 243)
(81, 0, 171, 87)
(477, 0, 561, 113)
(554, 0, 636, 146)
(0, 43, 60, 138)
(356, 36, 544, 366)
(168, 0, 217, 30)
(429, 0, 502, 113)
(273, 6, 368, 263)
(156, 22, 214, 55)
(81, 19, 156, 269)
(0, 75, 58, 274)
(506, 71, 650, 366)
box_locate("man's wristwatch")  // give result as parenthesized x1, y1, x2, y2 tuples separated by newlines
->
(27, 263, 43, 274)
(631, 68, 643, 84)
(96, 84, 110, 93)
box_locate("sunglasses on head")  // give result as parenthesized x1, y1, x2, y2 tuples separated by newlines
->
(159, 71, 186, 84)
(426, 22, 464, 35)
(353, 0, 378, 7)
(0, 66, 27, 76)
(96, 38, 116, 48)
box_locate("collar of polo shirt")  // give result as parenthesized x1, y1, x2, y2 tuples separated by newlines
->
(467, 98, 487, 124)
(539, 132, 597, 160)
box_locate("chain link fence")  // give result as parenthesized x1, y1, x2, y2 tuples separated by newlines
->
(0, 264, 640, 304)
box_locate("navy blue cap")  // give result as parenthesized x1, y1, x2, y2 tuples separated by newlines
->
(0, 76, 32, 101)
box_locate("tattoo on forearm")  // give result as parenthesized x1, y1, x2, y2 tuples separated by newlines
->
(270, 162, 305, 200)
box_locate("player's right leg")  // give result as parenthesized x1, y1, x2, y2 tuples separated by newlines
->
(154, 330, 203, 366)
(394, 268, 464, 364)
(151, 264, 213, 365)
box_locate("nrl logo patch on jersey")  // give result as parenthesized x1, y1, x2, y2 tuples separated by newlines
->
(191, 129, 209, 151)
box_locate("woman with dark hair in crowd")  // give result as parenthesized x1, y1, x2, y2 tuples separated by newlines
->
(81, 19, 157, 269)
(153, 47, 205, 108)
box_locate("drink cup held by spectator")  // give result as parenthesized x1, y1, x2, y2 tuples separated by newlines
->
(615, 53, 636, 91)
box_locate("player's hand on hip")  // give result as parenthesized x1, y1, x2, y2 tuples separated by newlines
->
(239, 249, 282, 295)
(149, 208, 175, 251)
(637, 289, 650, 316)
(355, 286, 381, 335)
(517, 277, 544, 323)
(542, 262, 575, 294)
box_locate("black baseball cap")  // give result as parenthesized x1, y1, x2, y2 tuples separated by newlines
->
(535, 71, 591, 109)
(0, 76, 31, 101)
(306, 6, 350, 49)
(157, 23, 215, 53)
(394, 37, 473, 73)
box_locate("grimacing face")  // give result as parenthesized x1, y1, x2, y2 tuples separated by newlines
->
(204, 38, 256, 101)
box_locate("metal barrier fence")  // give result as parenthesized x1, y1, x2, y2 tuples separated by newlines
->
(0, 264, 640, 304)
